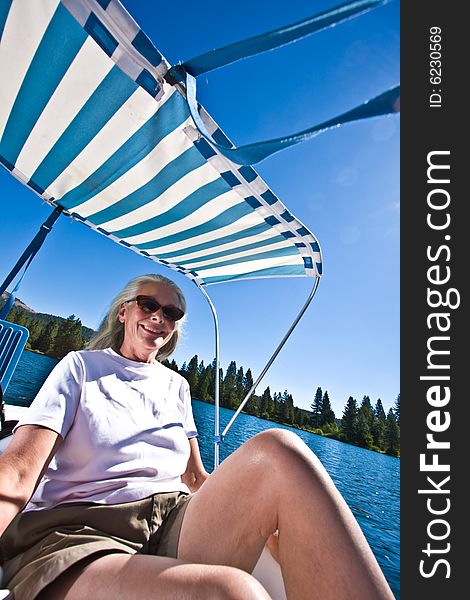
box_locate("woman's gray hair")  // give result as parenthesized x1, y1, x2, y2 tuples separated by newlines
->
(87, 274, 186, 361)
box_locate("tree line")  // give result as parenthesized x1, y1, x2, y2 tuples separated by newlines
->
(162, 355, 400, 457)
(3, 305, 88, 359)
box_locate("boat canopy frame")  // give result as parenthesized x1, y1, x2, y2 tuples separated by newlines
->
(197, 277, 320, 469)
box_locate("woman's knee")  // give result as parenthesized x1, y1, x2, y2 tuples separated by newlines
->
(254, 428, 300, 445)
(201, 565, 269, 600)
(251, 429, 310, 460)
(249, 429, 324, 478)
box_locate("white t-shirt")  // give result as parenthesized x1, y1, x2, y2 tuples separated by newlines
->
(15, 348, 198, 511)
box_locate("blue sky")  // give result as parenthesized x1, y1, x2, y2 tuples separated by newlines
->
(0, 0, 399, 417)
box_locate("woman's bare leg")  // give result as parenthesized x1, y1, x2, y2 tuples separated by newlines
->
(178, 429, 394, 600)
(41, 554, 271, 600)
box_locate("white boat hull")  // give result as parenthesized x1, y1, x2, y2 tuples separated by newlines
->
(252, 547, 287, 599)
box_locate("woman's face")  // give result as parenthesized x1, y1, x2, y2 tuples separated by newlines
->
(118, 281, 183, 363)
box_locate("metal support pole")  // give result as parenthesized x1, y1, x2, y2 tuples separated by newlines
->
(221, 276, 320, 439)
(196, 283, 221, 469)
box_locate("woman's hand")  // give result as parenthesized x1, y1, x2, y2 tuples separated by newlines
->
(182, 467, 210, 492)
(182, 437, 210, 492)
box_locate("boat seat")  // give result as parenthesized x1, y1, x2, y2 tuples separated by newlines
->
(0, 320, 28, 448)
(0, 319, 29, 393)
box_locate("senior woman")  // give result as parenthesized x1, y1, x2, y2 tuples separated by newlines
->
(0, 274, 394, 600)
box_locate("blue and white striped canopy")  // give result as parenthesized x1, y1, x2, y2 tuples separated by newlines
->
(0, 0, 322, 286)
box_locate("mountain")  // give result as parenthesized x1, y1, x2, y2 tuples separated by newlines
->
(0, 292, 95, 342)
(0, 292, 35, 313)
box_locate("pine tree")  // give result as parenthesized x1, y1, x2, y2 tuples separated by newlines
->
(196, 365, 212, 402)
(293, 406, 305, 428)
(51, 315, 84, 359)
(259, 387, 273, 418)
(218, 366, 224, 404)
(385, 408, 400, 456)
(243, 368, 254, 397)
(185, 355, 199, 392)
(310, 387, 323, 428)
(341, 396, 358, 443)
(169, 359, 179, 372)
(393, 393, 400, 425)
(360, 396, 374, 429)
(35, 320, 59, 354)
(371, 398, 387, 449)
(26, 318, 43, 348)
(226, 361, 237, 380)
(208, 359, 217, 402)
(374, 398, 387, 422)
(235, 366, 245, 403)
(202, 358, 217, 403)
(284, 392, 295, 424)
(278, 391, 286, 422)
(278, 390, 294, 424)
(356, 396, 374, 448)
(242, 368, 258, 414)
(319, 391, 335, 426)
(222, 361, 238, 409)
(272, 392, 281, 421)
(356, 409, 373, 449)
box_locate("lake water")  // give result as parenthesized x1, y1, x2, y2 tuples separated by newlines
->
(5, 351, 400, 598)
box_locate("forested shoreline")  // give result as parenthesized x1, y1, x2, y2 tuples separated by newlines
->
(3, 304, 91, 359)
(2, 299, 400, 457)
(164, 355, 400, 458)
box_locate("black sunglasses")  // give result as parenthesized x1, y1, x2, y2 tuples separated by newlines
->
(127, 295, 185, 322)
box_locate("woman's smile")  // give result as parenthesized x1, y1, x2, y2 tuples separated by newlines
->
(119, 281, 182, 362)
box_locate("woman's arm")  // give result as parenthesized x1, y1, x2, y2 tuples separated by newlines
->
(182, 437, 210, 492)
(0, 425, 61, 536)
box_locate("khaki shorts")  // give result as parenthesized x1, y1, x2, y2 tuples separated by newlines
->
(0, 492, 191, 600)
